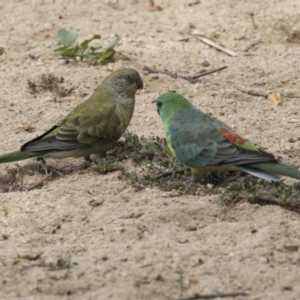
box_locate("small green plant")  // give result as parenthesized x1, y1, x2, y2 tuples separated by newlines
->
(54, 29, 120, 64)
(27, 73, 73, 97)
(12, 259, 20, 266)
(48, 258, 71, 270)
(93, 131, 300, 211)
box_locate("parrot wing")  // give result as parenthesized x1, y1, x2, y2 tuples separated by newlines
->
(169, 109, 275, 168)
(21, 96, 123, 152)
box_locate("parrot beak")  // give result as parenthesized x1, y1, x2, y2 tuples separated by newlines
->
(156, 100, 162, 115)
(137, 77, 143, 90)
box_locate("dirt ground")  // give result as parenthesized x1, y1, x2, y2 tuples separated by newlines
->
(1, 0, 300, 299)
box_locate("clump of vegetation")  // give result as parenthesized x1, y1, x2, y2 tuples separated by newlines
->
(219, 178, 300, 210)
(94, 132, 300, 211)
(54, 29, 120, 64)
(0, 47, 4, 56)
(27, 73, 73, 97)
(48, 258, 71, 270)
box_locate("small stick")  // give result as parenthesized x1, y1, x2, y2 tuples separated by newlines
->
(143, 65, 227, 83)
(148, 0, 162, 11)
(191, 33, 237, 57)
(244, 35, 261, 52)
(281, 94, 300, 99)
(239, 89, 268, 98)
(23, 172, 52, 192)
(239, 89, 300, 99)
(199, 37, 237, 57)
(175, 292, 248, 300)
(193, 66, 228, 79)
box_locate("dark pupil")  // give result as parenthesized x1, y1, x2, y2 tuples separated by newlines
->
(157, 101, 163, 107)
(125, 75, 131, 81)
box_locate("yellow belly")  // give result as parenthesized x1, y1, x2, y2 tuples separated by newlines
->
(190, 165, 238, 175)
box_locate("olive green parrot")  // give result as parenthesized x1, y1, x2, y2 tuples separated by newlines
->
(0, 68, 143, 163)
(156, 91, 300, 182)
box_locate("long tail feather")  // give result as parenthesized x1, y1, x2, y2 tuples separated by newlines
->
(250, 162, 300, 180)
(237, 165, 281, 181)
(237, 162, 300, 181)
(0, 150, 38, 163)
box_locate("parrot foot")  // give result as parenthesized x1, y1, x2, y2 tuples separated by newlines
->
(84, 155, 92, 163)
(182, 174, 203, 185)
(190, 172, 203, 183)
(83, 155, 93, 167)
(226, 172, 245, 183)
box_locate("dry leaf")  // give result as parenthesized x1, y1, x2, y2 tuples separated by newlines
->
(268, 92, 281, 105)
(19, 123, 34, 132)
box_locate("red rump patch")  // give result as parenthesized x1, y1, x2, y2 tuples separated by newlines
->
(220, 128, 246, 145)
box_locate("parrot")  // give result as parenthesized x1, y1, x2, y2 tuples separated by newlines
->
(0, 68, 143, 164)
(156, 91, 300, 182)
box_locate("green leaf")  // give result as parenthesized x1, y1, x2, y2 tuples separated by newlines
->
(53, 45, 69, 52)
(53, 32, 120, 64)
(54, 45, 80, 58)
(80, 34, 101, 49)
(55, 29, 78, 46)
(0, 47, 4, 56)
(12, 259, 20, 266)
(99, 35, 121, 63)
(105, 35, 121, 50)
(100, 48, 115, 63)
(90, 45, 102, 52)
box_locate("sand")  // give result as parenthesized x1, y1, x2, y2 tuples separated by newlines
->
(1, 0, 300, 299)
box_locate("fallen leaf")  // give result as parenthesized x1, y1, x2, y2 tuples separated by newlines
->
(268, 92, 281, 105)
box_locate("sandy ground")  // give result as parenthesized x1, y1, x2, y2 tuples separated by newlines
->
(1, 0, 300, 299)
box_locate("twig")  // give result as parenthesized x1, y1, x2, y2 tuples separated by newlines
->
(117, 52, 131, 61)
(281, 94, 300, 99)
(244, 34, 261, 52)
(190, 32, 237, 57)
(143, 65, 227, 83)
(193, 66, 228, 79)
(148, 0, 162, 11)
(237, 194, 283, 206)
(175, 292, 248, 300)
(238, 89, 268, 98)
(155, 168, 188, 179)
(239, 89, 300, 99)
(199, 37, 237, 57)
(23, 172, 52, 191)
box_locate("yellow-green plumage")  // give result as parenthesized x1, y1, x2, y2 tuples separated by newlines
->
(0, 68, 143, 163)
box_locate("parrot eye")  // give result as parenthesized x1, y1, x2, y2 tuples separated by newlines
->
(125, 75, 132, 81)
(156, 101, 163, 108)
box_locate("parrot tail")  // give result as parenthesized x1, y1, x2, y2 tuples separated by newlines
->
(238, 162, 300, 181)
(0, 150, 38, 163)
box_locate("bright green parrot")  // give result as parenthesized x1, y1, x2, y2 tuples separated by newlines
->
(156, 91, 300, 182)
(0, 68, 143, 163)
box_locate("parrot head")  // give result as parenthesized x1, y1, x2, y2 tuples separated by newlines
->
(156, 91, 195, 121)
(104, 68, 143, 98)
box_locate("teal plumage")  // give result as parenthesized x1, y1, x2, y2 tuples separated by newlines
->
(156, 91, 300, 182)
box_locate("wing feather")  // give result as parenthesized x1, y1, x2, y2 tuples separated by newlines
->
(21, 91, 129, 152)
(169, 109, 275, 168)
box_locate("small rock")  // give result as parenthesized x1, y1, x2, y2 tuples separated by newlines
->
(18, 251, 42, 260)
(284, 244, 299, 252)
(188, 0, 200, 6)
(88, 199, 104, 207)
(288, 137, 297, 143)
(201, 60, 210, 67)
